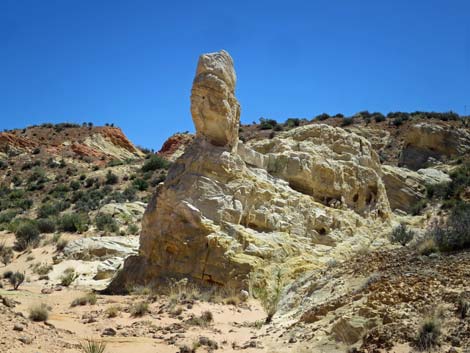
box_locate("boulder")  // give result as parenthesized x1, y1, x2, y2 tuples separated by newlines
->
(63, 236, 138, 260)
(98, 202, 146, 226)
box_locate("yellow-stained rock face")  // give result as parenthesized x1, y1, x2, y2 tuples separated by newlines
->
(107, 50, 392, 294)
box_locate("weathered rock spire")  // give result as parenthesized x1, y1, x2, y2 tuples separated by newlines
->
(190, 50, 240, 150)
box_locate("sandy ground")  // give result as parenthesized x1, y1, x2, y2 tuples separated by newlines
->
(0, 232, 278, 353)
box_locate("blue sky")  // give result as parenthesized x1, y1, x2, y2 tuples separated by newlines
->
(1, 0, 469, 150)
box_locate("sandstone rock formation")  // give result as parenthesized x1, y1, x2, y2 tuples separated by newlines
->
(190, 50, 240, 150)
(399, 123, 470, 170)
(107, 50, 391, 294)
(381, 165, 451, 212)
(245, 125, 390, 216)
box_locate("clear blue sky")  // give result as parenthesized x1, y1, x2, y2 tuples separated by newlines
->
(1, 0, 469, 150)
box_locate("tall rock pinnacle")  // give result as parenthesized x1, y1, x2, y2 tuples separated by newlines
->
(190, 50, 240, 150)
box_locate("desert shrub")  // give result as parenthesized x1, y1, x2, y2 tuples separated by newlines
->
(128, 224, 139, 235)
(70, 180, 81, 190)
(50, 183, 70, 197)
(36, 218, 56, 233)
(417, 237, 439, 256)
(58, 213, 89, 233)
(426, 182, 449, 199)
(187, 310, 214, 327)
(284, 118, 300, 128)
(251, 269, 284, 323)
(416, 316, 441, 350)
(15, 220, 40, 250)
(80, 339, 107, 353)
(132, 178, 148, 191)
(38, 200, 69, 218)
(60, 268, 78, 287)
(340, 117, 354, 127)
(84, 177, 97, 188)
(73, 189, 105, 212)
(315, 113, 331, 121)
(105, 171, 119, 185)
(374, 114, 386, 123)
(33, 263, 52, 276)
(3, 270, 13, 279)
(56, 238, 69, 252)
(432, 202, 470, 252)
(95, 213, 119, 233)
(258, 118, 278, 130)
(457, 296, 469, 319)
(71, 292, 97, 307)
(390, 224, 415, 246)
(130, 301, 149, 317)
(122, 186, 137, 201)
(105, 305, 120, 318)
(9, 271, 25, 290)
(15, 198, 33, 210)
(410, 199, 427, 215)
(29, 303, 49, 322)
(0, 209, 19, 223)
(0, 243, 13, 266)
(141, 155, 170, 172)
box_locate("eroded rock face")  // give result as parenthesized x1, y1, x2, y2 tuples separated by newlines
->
(190, 50, 240, 150)
(399, 123, 470, 170)
(107, 50, 391, 294)
(382, 165, 451, 212)
(246, 125, 390, 216)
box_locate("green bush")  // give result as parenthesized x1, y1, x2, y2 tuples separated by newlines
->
(38, 200, 69, 218)
(0, 209, 20, 223)
(141, 155, 170, 172)
(416, 316, 441, 350)
(284, 118, 300, 128)
(36, 218, 56, 233)
(374, 114, 386, 123)
(258, 118, 279, 130)
(432, 202, 470, 252)
(80, 339, 107, 353)
(132, 178, 148, 191)
(9, 271, 25, 290)
(60, 268, 78, 287)
(73, 189, 105, 212)
(105, 171, 119, 185)
(390, 224, 415, 246)
(15, 220, 40, 250)
(410, 199, 427, 215)
(128, 224, 139, 235)
(95, 213, 119, 233)
(315, 113, 331, 121)
(58, 213, 89, 233)
(0, 242, 13, 266)
(340, 117, 354, 127)
(70, 180, 81, 191)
